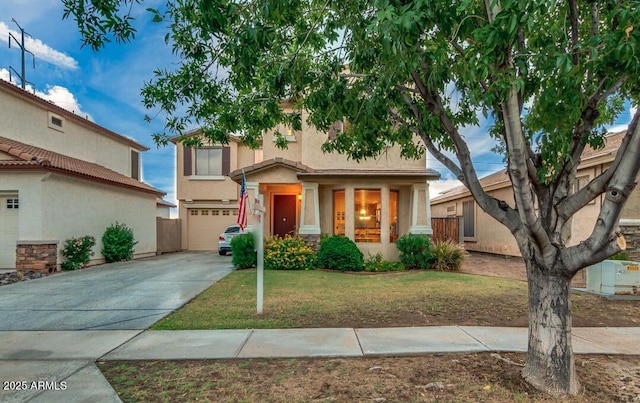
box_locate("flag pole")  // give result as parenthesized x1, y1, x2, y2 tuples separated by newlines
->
(256, 193, 264, 314)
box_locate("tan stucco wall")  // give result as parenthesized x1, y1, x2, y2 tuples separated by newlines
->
(1, 171, 157, 268)
(175, 141, 239, 201)
(0, 89, 139, 177)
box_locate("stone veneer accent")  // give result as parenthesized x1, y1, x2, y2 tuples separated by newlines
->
(16, 241, 58, 274)
(620, 220, 640, 261)
(299, 234, 321, 252)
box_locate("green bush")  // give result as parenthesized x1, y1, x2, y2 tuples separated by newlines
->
(60, 235, 96, 270)
(363, 253, 405, 272)
(609, 251, 630, 261)
(317, 235, 363, 272)
(231, 233, 257, 269)
(431, 240, 466, 272)
(101, 222, 137, 263)
(395, 234, 432, 270)
(264, 235, 316, 270)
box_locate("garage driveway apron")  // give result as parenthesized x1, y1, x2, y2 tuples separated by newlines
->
(0, 252, 234, 331)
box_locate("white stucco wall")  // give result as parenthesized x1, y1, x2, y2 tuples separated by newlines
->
(0, 171, 157, 268)
(0, 87, 141, 177)
(41, 174, 157, 265)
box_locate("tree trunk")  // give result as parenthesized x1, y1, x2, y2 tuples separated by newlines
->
(522, 258, 580, 395)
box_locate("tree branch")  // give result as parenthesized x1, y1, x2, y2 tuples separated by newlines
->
(561, 109, 640, 272)
(568, 0, 580, 65)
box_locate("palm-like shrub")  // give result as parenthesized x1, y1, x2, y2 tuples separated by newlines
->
(431, 240, 467, 272)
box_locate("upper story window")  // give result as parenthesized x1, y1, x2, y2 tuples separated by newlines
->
(328, 120, 350, 140)
(130, 150, 140, 180)
(183, 145, 230, 177)
(196, 148, 223, 176)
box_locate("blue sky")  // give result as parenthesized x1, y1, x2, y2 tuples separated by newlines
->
(1, 1, 636, 208)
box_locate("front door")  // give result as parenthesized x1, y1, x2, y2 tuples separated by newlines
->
(273, 195, 297, 237)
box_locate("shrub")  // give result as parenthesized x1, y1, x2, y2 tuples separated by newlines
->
(395, 234, 432, 270)
(60, 235, 96, 270)
(609, 251, 630, 261)
(317, 235, 363, 272)
(431, 240, 467, 272)
(363, 253, 404, 272)
(231, 233, 256, 269)
(101, 222, 137, 263)
(264, 235, 316, 270)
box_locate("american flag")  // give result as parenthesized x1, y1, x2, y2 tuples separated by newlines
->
(237, 171, 248, 230)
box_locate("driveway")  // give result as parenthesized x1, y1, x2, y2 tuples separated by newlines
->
(0, 252, 234, 330)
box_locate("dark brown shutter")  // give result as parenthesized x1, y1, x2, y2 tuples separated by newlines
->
(131, 150, 139, 180)
(221, 146, 231, 176)
(183, 146, 192, 176)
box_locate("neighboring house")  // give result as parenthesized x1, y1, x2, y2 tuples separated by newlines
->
(0, 79, 164, 271)
(173, 107, 440, 259)
(156, 198, 177, 218)
(431, 132, 640, 259)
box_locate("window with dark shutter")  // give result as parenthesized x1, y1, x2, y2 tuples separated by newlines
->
(222, 146, 230, 175)
(131, 150, 140, 180)
(183, 146, 193, 176)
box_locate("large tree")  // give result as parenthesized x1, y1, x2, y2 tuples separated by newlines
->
(63, 0, 639, 395)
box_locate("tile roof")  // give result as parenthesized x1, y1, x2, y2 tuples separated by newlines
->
(229, 157, 314, 181)
(431, 131, 626, 203)
(0, 136, 164, 196)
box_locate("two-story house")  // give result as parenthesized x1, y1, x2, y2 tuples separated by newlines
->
(173, 105, 440, 259)
(0, 79, 164, 271)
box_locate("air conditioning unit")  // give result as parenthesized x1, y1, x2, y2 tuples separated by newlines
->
(585, 260, 640, 295)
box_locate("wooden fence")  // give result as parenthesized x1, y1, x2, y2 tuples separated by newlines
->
(431, 217, 461, 243)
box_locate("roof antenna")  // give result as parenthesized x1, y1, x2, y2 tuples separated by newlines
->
(8, 18, 36, 91)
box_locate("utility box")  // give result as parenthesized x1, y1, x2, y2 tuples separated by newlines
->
(586, 260, 640, 295)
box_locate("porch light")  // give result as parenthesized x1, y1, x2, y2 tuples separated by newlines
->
(298, 193, 302, 200)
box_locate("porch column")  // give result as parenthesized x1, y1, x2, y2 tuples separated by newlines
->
(299, 182, 321, 235)
(409, 182, 433, 235)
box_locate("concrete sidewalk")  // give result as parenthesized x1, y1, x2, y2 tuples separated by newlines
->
(1, 326, 639, 402)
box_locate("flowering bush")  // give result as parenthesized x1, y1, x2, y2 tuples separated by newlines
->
(264, 235, 317, 270)
(61, 235, 96, 270)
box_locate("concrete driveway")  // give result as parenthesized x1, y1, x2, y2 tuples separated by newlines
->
(0, 252, 234, 330)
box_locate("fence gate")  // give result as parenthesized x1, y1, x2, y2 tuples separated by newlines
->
(431, 217, 460, 243)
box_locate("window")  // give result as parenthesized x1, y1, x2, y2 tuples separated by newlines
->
(463, 200, 475, 238)
(196, 148, 222, 176)
(201, 210, 209, 215)
(184, 146, 230, 177)
(355, 189, 381, 243)
(223, 210, 230, 216)
(333, 190, 345, 236)
(446, 205, 456, 216)
(190, 210, 198, 216)
(131, 150, 140, 180)
(389, 190, 399, 242)
(328, 120, 350, 140)
(6, 198, 19, 209)
(212, 210, 220, 216)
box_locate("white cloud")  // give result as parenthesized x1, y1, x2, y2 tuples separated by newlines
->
(0, 21, 78, 70)
(0, 68, 15, 83)
(33, 85, 92, 120)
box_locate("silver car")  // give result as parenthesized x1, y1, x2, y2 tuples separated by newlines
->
(218, 224, 245, 255)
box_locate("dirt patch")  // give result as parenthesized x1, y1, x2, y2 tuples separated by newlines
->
(99, 353, 640, 402)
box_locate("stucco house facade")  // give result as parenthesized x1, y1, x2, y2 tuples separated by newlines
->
(173, 109, 440, 259)
(0, 79, 164, 271)
(431, 132, 640, 259)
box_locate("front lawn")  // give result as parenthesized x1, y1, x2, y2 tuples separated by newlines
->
(152, 269, 639, 329)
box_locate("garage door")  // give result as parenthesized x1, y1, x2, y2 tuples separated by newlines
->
(0, 196, 19, 269)
(187, 208, 237, 251)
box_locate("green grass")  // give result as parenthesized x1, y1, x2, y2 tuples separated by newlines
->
(152, 269, 528, 330)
